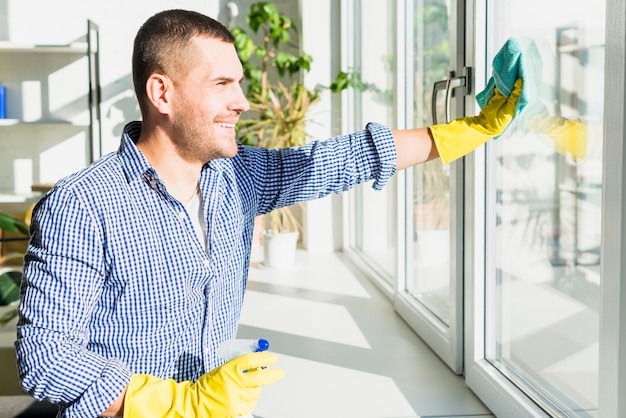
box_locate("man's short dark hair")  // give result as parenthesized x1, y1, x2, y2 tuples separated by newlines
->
(132, 9, 235, 117)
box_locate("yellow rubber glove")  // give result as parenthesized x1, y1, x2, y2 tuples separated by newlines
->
(123, 351, 285, 417)
(525, 114, 588, 161)
(429, 78, 523, 164)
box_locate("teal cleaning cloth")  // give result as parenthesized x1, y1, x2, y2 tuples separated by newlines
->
(476, 37, 542, 115)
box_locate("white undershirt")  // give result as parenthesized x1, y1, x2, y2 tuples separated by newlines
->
(185, 191, 247, 417)
(183, 188, 207, 250)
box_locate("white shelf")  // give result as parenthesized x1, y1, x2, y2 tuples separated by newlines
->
(0, 20, 100, 204)
(0, 118, 89, 127)
(0, 41, 89, 54)
(0, 193, 41, 204)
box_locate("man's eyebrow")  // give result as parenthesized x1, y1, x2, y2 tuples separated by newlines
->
(210, 76, 244, 84)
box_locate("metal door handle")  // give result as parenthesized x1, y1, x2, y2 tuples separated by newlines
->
(431, 67, 472, 124)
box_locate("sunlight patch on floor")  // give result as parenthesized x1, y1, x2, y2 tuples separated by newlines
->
(253, 353, 417, 418)
(240, 290, 371, 348)
(249, 248, 371, 298)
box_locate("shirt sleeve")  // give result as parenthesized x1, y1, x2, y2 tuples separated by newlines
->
(239, 122, 397, 215)
(366, 122, 397, 190)
(15, 186, 131, 418)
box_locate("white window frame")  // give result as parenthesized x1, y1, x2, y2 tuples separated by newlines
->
(465, 0, 626, 416)
(598, 0, 626, 416)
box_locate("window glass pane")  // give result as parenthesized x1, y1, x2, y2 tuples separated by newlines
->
(353, 0, 397, 281)
(407, 0, 452, 325)
(486, 1, 604, 414)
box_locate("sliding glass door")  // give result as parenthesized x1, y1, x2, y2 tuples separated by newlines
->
(345, 0, 468, 373)
(342, 0, 626, 415)
(466, 0, 611, 416)
(394, 0, 467, 373)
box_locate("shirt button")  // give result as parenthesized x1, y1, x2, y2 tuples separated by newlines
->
(203, 260, 210, 267)
(178, 211, 185, 219)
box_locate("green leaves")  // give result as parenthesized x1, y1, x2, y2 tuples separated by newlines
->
(265, 51, 311, 78)
(233, 2, 311, 99)
(247, 2, 293, 47)
(0, 212, 29, 236)
(0, 211, 29, 323)
(0, 271, 21, 306)
(329, 71, 379, 94)
(247, 2, 277, 33)
(231, 28, 255, 62)
(232, 1, 380, 152)
(329, 71, 350, 93)
(0, 271, 19, 323)
(233, 1, 381, 115)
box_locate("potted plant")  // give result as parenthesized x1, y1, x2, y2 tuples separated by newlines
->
(232, 2, 364, 267)
(0, 211, 29, 327)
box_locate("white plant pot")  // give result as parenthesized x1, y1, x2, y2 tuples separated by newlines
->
(263, 231, 299, 268)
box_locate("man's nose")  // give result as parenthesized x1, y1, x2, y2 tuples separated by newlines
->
(231, 84, 250, 114)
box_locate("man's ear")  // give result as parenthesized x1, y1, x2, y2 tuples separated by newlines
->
(145, 73, 172, 115)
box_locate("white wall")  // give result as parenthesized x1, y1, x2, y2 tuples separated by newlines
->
(1, 0, 220, 154)
(301, 0, 342, 252)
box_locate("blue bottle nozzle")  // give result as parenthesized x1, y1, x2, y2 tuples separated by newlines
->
(217, 338, 270, 360)
(256, 338, 269, 352)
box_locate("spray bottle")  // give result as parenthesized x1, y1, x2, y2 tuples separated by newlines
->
(217, 338, 270, 360)
(216, 339, 270, 418)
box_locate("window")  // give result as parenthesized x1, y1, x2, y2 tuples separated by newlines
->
(467, 1, 607, 415)
(347, 0, 398, 286)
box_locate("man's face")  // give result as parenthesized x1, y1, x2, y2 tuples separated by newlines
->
(169, 36, 250, 163)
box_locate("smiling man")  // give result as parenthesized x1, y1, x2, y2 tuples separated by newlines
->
(14, 9, 520, 418)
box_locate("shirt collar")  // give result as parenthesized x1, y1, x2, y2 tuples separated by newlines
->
(117, 120, 227, 190)
(117, 121, 158, 184)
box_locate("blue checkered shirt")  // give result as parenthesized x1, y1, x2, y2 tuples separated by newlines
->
(15, 120, 396, 417)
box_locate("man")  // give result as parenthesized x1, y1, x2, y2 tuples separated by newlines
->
(15, 9, 521, 418)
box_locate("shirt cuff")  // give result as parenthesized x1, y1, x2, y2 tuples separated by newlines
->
(365, 122, 397, 190)
(65, 359, 132, 418)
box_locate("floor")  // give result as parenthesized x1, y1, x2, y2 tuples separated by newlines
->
(240, 249, 492, 418)
(0, 250, 493, 418)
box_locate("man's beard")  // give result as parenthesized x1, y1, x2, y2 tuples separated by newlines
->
(171, 115, 229, 163)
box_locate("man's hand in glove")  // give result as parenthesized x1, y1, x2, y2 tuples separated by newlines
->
(122, 351, 285, 417)
(429, 78, 523, 164)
